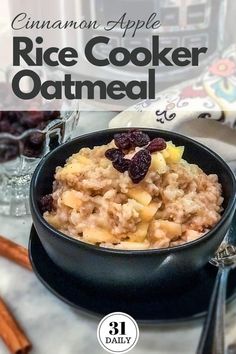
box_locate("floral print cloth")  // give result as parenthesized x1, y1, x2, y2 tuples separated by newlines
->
(110, 45, 236, 131)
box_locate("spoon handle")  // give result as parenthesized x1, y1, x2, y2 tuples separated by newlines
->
(196, 267, 230, 354)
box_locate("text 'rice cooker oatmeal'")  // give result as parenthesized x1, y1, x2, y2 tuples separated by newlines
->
(41, 130, 223, 250)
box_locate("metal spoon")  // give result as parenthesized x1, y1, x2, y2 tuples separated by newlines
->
(196, 226, 236, 354)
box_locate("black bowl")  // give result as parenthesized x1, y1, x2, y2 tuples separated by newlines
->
(30, 128, 236, 296)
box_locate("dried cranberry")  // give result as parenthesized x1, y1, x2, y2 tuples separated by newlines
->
(10, 123, 24, 136)
(22, 132, 45, 158)
(23, 147, 41, 158)
(113, 158, 131, 173)
(129, 129, 150, 147)
(36, 121, 48, 130)
(0, 141, 19, 162)
(114, 133, 131, 149)
(50, 111, 61, 119)
(0, 120, 11, 133)
(7, 111, 19, 123)
(27, 132, 45, 147)
(39, 194, 53, 213)
(105, 148, 124, 162)
(21, 112, 45, 128)
(146, 138, 167, 153)
(128, 149, 151, 184)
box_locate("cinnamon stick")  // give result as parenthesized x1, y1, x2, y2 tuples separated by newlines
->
(0, 236, 32, 271)
(0, 297, 31, 354)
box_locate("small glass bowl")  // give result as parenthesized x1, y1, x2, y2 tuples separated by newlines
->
(0, 109, 80, 216)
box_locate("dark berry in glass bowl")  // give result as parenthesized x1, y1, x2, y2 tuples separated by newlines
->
(0, 139, 19, 163)
(0, 109, 79, 216)
(0, 111, 62, 162)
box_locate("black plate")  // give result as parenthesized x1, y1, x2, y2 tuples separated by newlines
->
(29, 219, 236, 325)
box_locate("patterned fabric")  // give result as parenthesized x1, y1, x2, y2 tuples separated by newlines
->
(109, 46, 236, 131)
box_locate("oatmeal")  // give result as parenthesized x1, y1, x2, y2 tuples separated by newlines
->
(42, 130, 223, 250)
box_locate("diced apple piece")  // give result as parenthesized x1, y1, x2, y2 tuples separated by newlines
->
(61, 190, 82, 209)
(161, 148, 170, 160)
(161, 141, 173, 159)
(139, 202, 159, 222)
(185, 229, 201, 242)
(159, 220, 182, 239)
(112, 241, 150, 250)
(128, 222, 149, 242)
(151, 152, 167, 174)
(83, 227, 117, 244)
(148, 221, 166, 243)
(166, 141, 174, 146)
(153, 237, 170, 249)
(100, 158, 110, 168)
(166, 145, 184, 164)
(127, 188, 152, 206)
(45, 213, 61, 229)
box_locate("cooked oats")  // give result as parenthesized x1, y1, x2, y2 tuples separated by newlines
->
(44, 137, 223, 250)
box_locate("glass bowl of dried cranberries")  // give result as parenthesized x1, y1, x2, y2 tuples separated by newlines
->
(0, 109, 80, 216)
